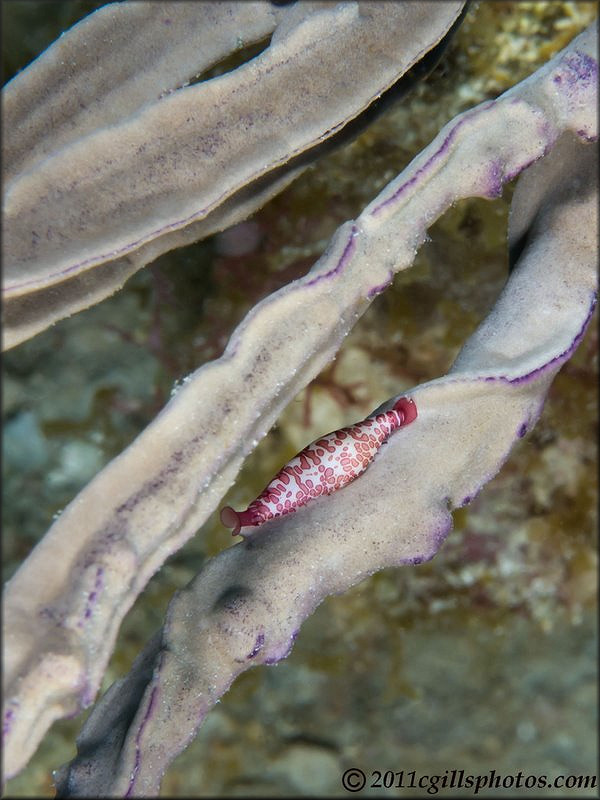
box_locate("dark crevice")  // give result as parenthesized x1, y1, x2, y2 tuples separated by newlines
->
(508, 228, 532, 275)
(196, 3, 471, 231)
(186, 34, 273, 89)
(304, 0, 471, 162)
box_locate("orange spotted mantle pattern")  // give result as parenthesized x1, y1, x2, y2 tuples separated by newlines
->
(221, 397, 417, 536)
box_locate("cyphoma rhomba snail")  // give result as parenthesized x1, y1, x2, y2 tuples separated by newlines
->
(221, 397, 417, 536)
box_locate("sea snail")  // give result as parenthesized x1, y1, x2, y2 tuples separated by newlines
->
(220, 396, 417, 536)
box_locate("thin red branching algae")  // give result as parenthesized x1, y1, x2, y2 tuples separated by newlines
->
(301, 360, 367, 427)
